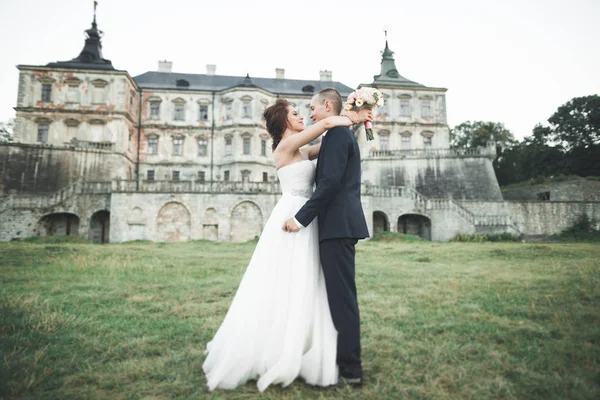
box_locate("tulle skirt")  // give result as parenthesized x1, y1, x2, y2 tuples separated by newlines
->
(202, 193, 339, 392)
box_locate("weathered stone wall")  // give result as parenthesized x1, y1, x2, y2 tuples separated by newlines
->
(507, 201, 600, 235)
(0, 143, 134, 193)
(361, 154, 502, 200)
(0, 192, 110, 241)
(502, 180, 600, 202)
(108, 191, 280, 243)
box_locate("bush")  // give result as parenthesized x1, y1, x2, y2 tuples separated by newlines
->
(21, 235, 91, 244)
(552, 214, 600, 242)
(370, 232, 424, 243)
(450, 233, 521, 242)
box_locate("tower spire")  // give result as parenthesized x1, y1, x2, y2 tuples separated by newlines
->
(46, 0, 115, 70)
(372, 33, 423, 87)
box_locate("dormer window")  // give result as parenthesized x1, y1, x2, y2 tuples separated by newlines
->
(176, 79, 190, 88)
(302, 85, 315, 93)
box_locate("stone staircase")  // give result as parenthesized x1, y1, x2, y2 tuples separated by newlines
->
(4, 181, 111, 210)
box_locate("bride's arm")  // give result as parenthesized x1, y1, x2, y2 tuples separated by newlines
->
(299, 143, 321, 160)
(276, 110, 371, 155)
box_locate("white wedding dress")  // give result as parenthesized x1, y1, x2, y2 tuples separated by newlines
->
(202, 159, 339, 392)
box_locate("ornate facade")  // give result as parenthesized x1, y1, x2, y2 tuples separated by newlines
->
(1, 7, 598, 243)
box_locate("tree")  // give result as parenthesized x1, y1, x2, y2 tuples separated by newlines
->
(450, 121, 517, 149)
(547, 95, 600, 149)
(451, 121, 520, 185)
(0, 119, 14, 143)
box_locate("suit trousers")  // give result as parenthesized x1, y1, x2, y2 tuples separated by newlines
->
(319, 238, 362, 379)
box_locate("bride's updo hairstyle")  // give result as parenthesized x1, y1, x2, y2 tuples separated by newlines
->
(263, 98, 291, 150)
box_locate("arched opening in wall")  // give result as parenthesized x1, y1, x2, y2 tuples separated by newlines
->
(36, 213, 80, 237)
(157, 202, 191, 242)
(372, 211, 389, 236)
(230, 201, 263, 242)
(90, 210, 110, 243)
(397, 214, 431, 240)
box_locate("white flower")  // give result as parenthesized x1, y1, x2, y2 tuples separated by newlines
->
(355, 99, 364, 107)
(344, 103, 353, 111)
(376, 98, 384, 107)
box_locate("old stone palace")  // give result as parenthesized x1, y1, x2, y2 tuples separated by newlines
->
(1, 8, 598, 243)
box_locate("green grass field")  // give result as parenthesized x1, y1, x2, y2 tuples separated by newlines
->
(1, 237, 599, 399)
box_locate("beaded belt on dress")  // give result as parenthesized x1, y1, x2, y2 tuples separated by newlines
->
(287, 187, 313, 198)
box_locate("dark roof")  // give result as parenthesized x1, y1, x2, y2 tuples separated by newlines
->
(133, 71, 354, 96)
(46, 3, 115, 71)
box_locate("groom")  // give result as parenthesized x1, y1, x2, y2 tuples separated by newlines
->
(283, 88, 369, 386)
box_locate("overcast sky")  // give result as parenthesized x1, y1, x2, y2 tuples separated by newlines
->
(0, 0, 598, 139)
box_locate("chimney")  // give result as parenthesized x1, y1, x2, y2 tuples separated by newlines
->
(206, 64, 216, 76)
(158, 60, 173, 73)
(319, 70, 332, 82)
(275, 68, 285, 79)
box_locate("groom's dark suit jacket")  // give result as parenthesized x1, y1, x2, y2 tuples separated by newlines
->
(295, 126, 369, 241)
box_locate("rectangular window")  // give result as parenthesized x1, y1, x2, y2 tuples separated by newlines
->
(41, 84, 52, 102)
(242, 170, 251, 182)
(150, 102, 160, 120)
(400, 100, 410, 117)
(243, 101, 252, 118)
(198, 171, 206, 182)
(263, 172, 268, 182)
(380, 135, 389, 151)
(421, 101, 432, 118)
(173, 137, 184, 155)
(174, 104, 185, 121)
(224, 170, 230, 181)
(148, 137, 158, 154)
(198, 139, 208, 156)
(67, 85, 80, 103)
(172, 170, 180, 181)
(379, 102, 388, 116)
(225, 138, 232, 155)
(147, 170, 155, 181)
(37, 124, 49, 143)
(92, 86, 105, 104)
(199, 105, 208, 121)
(423, 136, 432, 148)
(225, 103, 232, 120)
(401, 136, 411, 149)
(261, 139, 267, 156)
(243, 137, 251, 155)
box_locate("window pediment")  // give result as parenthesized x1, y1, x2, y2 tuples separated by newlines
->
(240, 95, 253, 102)
(260, 98, 269, 105)
(397, 94, 412, 99)
(147, 133, 159, 139)
(89, 119, 106, 125)
(419, 95, 434, 100)
(148, 96, 163, 103)
(91, 79, 109, 88)
(221, 97, 234, 104)
(240, 132, 252, 139)
(259, 133, 269, 140)
(35, 117, 52, 124)
(400, 130, 412, 137)
(197, 98, 212, 105)
(172, 97, 187, 104)
(420, 130, 434, 138)
(378, 129, 391, 136)
(196, 134, 207, 140)
(39, 77, 56, 84)
(64, 77, 82, 86)
(64, 118, 80, 127)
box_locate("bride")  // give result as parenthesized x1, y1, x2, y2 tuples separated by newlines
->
(202, 98, 372, 392)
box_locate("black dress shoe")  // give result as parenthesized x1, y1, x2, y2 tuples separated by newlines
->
(328, 376, 363, 389)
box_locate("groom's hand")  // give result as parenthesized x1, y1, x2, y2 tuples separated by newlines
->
(282, 218, 300, 233)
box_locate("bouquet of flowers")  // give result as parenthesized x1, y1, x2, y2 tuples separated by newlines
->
(343, 87, 384, 140)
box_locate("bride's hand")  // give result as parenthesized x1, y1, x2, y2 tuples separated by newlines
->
(357, 109, 373, 123)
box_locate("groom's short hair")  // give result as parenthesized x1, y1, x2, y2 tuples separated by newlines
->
(316, 88, 342, 115)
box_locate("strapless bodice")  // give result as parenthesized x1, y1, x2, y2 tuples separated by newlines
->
(277, 159, 316, 198)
